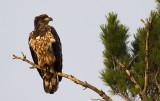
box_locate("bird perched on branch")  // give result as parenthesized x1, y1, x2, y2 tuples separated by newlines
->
(28, 14, 62, 94)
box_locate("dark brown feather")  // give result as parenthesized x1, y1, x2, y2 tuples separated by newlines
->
(51, 27, 62, 81)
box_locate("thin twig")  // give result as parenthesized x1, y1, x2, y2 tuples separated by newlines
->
(13, 54, 40, 70)
(126, 55, 139, 69)
(13, 53, 113, 101)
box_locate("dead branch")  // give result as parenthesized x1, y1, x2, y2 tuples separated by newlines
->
(13, 53, 113, 101)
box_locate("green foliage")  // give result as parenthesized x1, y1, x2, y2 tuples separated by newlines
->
(101, 68, 128, 92)
(100, 12, 129, 70)
(156, 0, 160, 3)
(100, 6, 160, 101)
(131, 11, 160, 100)
(100, 12, 131, 98)
(100, 13, 129, 58)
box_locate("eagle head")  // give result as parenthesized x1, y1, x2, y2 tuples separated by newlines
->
(34, 14, 53, 29)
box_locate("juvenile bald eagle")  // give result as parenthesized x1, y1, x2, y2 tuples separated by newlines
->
(28, 14, 62, 94)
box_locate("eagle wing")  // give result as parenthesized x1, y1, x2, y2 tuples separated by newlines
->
(51, 26, 63, 81)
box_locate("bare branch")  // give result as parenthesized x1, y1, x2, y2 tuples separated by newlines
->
(118, 55, 141, 91)
(125, 69, 148, 101)
(13, 54, 40, 70)
(118, 55, 139, 70)
(139, 12, 157, 101)
(142, 13, 156, 96)
(118, 55, 148, 101)
(140, 19, 147, 27)
(126, 55, 139, 69)
(56, 72, 113, 101)
(143, 20, 149, 96)
(125, 69, 141, 90)
(13, 54, 113, 101)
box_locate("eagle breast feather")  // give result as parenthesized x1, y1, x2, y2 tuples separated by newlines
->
(29, 29, 56, 67)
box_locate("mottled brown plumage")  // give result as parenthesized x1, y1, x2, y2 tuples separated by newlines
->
(28, 14, 62, 94)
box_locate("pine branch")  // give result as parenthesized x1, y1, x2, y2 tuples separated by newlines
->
(118, 56, 148, 101)
(142, 18, 149, 95)
(125, 69, 143, 91)
(141, 13, 156, 96)
(140, 13, 156, 101)
(13, 53, 113, 101)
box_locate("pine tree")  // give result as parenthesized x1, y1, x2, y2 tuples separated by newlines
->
(100, 1, 160, 101)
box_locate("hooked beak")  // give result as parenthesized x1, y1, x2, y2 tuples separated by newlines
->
(44, 17, 53, 22)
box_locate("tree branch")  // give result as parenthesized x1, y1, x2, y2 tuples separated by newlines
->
(125, 69, 142, 90)
(13, 53, 113, 101)
(142, 19, 149, 96)
(118, 55, 141, 91)
(118, 55, 148, 101)
(126, 55, 139, 69)
(140, 12, 156, 101)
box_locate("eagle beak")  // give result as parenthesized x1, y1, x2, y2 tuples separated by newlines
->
(44, 17, 53, 22)
(49, 17, 53, 21)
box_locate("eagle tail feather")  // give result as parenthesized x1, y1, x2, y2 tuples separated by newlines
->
(43, 74, 58, 94)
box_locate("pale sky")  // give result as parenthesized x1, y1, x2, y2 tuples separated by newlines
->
(0, 0, 156, 101)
